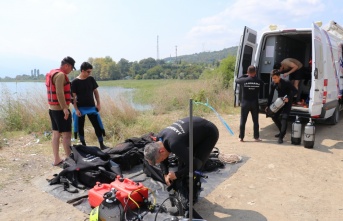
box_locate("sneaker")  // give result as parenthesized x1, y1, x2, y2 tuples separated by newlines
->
(254, 138, 262, 142)
(275, 133, 280, 138)
(238, 138, 244, 142)
(278, 138, 283, 144)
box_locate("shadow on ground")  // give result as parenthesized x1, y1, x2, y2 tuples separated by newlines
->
(196, 197, 267, 221)
(258, 114, 343, 153)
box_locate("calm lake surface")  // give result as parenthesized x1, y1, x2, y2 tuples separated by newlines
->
(0, 82, 151, 111)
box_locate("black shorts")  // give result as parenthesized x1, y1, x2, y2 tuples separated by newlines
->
(289, 67, 304, 80)
(49, 109, 72, 132)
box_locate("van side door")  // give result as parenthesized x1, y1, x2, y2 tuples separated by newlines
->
(234, 26, 257, 107)
(309, 23, 324, 117)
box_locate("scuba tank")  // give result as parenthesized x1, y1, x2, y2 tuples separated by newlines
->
(291, 116, 302, 145)
(303, 118, 315, 148)
(266, 95, 287, 117)
(89, 188, 124, 221)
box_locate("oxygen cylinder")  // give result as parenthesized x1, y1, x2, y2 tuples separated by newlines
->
(98, 189, 124, 221)
(291, 116, 302, 145)
(266, 95, 287, 117)
(303, 119, 315, 148)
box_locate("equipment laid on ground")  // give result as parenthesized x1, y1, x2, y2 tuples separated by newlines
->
(88, 182, 113, 208)
(291, 116, 302, 145)
(88, 175, 148, 211)
(303, 118, 315, 148)
(89, 188, 124, 221)
(266, 95, 287, 117)
(111, 175, 149, 210)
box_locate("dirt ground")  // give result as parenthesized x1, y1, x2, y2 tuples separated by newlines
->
(0, 113, 343, 221)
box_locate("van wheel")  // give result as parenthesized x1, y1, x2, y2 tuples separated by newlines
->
(327, 104, 340, 125)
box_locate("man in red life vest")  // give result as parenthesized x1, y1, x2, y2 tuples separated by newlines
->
(46, 56, 76, 166)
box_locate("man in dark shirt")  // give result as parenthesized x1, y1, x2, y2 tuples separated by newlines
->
(144, 117, 218, 219)
(235, 65, 264, 142)
(266, 70, 298, 144)
(144, 116, 219, 186)
(71, 62, 108, 150)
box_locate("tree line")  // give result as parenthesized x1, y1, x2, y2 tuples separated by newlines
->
(65, 56, 206, 80)
(0, 47, 237, 85)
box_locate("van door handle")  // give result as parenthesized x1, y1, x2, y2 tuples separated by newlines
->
(315, 89, 319, 91)
(314, 68, 318, 79)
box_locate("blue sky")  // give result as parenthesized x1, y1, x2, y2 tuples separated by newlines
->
(0, 0, 342, 78)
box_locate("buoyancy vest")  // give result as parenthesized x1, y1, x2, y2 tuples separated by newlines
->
(46, 69, 71, 105)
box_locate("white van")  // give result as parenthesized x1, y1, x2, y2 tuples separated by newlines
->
(234, 21, 343, 124)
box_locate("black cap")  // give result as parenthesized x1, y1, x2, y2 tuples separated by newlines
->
(61, 56, 76, 70)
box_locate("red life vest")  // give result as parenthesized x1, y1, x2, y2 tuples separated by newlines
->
(46, 69, 71, 105)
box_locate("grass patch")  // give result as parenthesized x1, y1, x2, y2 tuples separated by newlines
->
(1, 79, 237, 145)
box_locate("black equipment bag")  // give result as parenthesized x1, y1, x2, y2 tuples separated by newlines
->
(103, 133, 155, 171)
(49, 145, 121, 189)
(106, 147, 144, 171)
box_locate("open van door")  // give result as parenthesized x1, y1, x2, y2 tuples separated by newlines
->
(309, 23, 324, 117)
(234, 26, 258, 107)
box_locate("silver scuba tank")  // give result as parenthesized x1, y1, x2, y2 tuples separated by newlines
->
(266, 95, 287, 116)
(98, 188, 124, 221)
(303, 118, 315, 148)
(291, 116, 302, 145)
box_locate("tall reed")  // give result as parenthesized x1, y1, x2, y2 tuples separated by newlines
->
(0, 89, 50, 133)
(0, 79, 236, 145)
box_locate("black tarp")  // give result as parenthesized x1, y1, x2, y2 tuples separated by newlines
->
(35, 158, 246, 220)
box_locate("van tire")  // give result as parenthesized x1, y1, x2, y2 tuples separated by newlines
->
(327, 104, 340, 125)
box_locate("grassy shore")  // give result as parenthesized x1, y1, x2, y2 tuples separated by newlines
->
(0, 78, 236, 147)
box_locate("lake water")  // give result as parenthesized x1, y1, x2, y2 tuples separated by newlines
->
(0, 82, 151, 111)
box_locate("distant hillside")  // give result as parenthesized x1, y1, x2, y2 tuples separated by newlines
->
(163, 46, 238, 64)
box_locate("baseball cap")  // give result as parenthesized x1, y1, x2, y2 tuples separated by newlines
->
(61, 56, 76, 70)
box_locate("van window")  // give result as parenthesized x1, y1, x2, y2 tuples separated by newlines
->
(242, 45, 253, 74)
(247, 33, 256, 44)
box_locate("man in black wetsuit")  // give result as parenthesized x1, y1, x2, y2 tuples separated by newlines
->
(266, 70, 298, 144)
(144, 116, 219, 186)
(235, 65, 264, 142)
(144, 117, 219, 218)
(71, 62, 108, 150)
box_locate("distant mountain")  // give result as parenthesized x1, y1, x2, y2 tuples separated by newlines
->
(163, 46, 238, 64)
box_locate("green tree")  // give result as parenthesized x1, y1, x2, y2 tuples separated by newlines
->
(118, 58, 130, 78)
(139, 57, 157, 74)
(144, 65, 164, 79)
(129, 61, 140, 78)
(109, 62, 121, 80)
(88, 56, 118, 80)
(217, 55, 236, 88)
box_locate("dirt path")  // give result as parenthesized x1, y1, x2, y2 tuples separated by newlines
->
(197, 114, 343, 221)
(1, 113, 343, 221)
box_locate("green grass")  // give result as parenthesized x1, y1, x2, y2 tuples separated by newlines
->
(0, 78, 237, 145)
(98, 79, 194, 104)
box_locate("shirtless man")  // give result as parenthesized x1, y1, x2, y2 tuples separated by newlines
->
(274, 58, 304, 104)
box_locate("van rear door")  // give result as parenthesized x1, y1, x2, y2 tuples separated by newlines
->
(234, 26, 257, 107)
(309, 23, 324, 117)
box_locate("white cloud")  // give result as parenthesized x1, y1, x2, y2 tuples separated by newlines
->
(184, 0, 327, 53)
